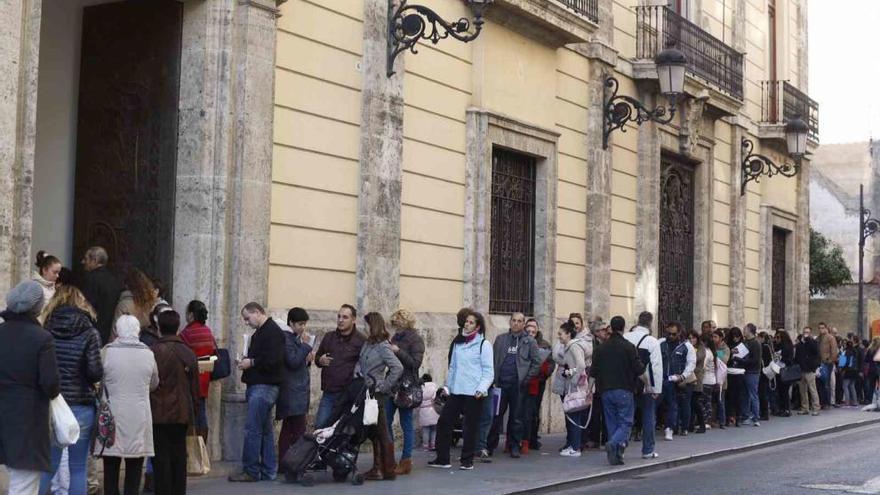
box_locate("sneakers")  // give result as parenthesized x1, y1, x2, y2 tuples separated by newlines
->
(664, 428, 673, 441)
(478, 450, 492, 463)
(559, 447, 581, 457)
(428, 460, 452, 469)
(459, 462, 474, 470)
(741, 419, 754, 426)
(752, 421, 761, 427)
(510, 446, 521, 458)
(228, 472, 259, 483)
(642, 452, 659, 459)
(811, 411, 820, 416)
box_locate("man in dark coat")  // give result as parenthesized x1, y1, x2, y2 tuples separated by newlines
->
(0, 280, 61, 494)
(78, 246, 123, 345)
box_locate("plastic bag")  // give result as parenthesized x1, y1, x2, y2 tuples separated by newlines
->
(50, 395, 80, 447)
(363, 389, 379, 426)
(186, 433, 211, 476)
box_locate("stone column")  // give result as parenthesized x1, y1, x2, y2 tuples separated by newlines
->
(633, 88, 662, 317)
(795, 157, 810, 330)
(174, 0, 279, 461)
(728, 123, 747, 326)
(356, 0, 404, 316)
(0, 0, 41, 299)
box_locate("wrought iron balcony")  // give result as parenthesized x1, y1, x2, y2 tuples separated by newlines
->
(636, 5, 744, 101)
(760, 80, 819, 143)
(558, 0, 598, 23)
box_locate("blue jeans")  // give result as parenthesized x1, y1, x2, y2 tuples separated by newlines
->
(242, 384, 279, 480)
(475, 389, 494, 451)
(639, 393, 658, 455)
(488, 384, 526, 451)
(564, 407, 587, 451)
(675, 385, 693, 432)
(385, 398, 415, 460)
(315, 391, 344, 429)
(743, 373, 760, 421)
(41, 405, 95, 495)
(662, 381, 677, 430)
(602, 389, 635, 450)
(819, 363, 834, 405)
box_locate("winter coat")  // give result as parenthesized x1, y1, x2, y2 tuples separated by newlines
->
(819, 333, 839, 364)
(315, 328, 366, 393)
(446, 333, 494, 396)
(150, 336, 199, 425)
(179, 321, 217, 398)
(276, 331, 312, 419)
(693, 344, 707, 385)
(44, 305, 103, 405)
(492, 331, 542, 387)
(79, 266, 123, 345)
(242, 317, 286, 386)
(391, 329, 425, 384)
(555, 338, 589, 396)
(796, 337, 821, 372)
(779, 339, 795, 366)
(358, 341, 403, 395)
(624, 327, 663, 394)
(0, 311, 61, 471)
(33, 272, 55, 315)
(592, 332, 645, 394)
(96, 340, 159, 457)
(418, 381, 440, 426)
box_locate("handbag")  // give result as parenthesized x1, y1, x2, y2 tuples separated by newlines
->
(95, 384, 116, 453)
(780, 364, 802, 383)
(363, 388, 379, 426)
(50, 394, 80, 447)
(211, 348, 231, 381)
(562, 371, 592, 413)
(186, 431, 211, 476)
(392, 372, 423, 410)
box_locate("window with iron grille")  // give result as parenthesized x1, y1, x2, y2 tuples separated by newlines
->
(489, 147, 536, 315)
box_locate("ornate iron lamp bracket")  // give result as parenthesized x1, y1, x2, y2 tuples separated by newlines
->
(387, 0, 488, 77)
(862, 207, 880, 244)
(740, 138, 800, 196)
(602, 76, 677, 149)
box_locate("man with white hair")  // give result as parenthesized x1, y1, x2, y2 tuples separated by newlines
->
(79, 246, 122, 345)
(0, 281, 61, 495)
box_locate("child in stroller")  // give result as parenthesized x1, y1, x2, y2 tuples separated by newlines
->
(281, 380, 369, 486)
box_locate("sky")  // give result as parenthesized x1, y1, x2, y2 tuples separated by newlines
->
(809, 0, 880, 144)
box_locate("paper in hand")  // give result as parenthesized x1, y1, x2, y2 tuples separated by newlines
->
(735, 343, 749, 359)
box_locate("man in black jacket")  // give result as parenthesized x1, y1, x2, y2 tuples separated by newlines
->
(229, 302, 285, 483)
(592, 316, 644, 466)
(736, 324, 762, 426)
(796, 326, 821, 416)
(78, 246, 123, 345)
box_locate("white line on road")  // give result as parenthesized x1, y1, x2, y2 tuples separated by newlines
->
(803, 476, 880, 494)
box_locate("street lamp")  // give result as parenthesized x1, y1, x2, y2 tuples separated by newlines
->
(859, 184, 880, 339)
(387, 0, 492, 77)
(602, 44, 687, 149)
(740, 115, 810, 196)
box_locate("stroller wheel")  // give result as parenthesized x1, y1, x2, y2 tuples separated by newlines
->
(299, 474, 314, 487)
(332, 471, 348, 482)
(352, 474, 365, 486)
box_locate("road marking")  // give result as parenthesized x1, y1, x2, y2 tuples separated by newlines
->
(803, 476, 880, 494)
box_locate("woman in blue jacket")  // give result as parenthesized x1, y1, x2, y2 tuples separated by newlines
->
(428, 311, 494, 471)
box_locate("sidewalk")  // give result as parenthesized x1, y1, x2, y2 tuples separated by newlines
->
(188, 408, 880, 495)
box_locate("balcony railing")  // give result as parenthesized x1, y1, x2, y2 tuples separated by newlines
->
(636, 5, 744, 100)
(760, 80, 820, 142)
(557, 0, 598, 23)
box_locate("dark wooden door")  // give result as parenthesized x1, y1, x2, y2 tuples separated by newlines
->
(72, 0, 182, 292)
(658, 159, 695, 331)
(489, 147, 536, 315)
(771, 228, 788, 330)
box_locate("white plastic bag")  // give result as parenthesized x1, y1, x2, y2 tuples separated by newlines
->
(50, 395, 80, 447)
(363, 389, 379, 426)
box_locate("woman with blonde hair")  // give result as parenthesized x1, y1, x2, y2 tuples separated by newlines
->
(384, 308, 425, 475)
(114, 267, 159, 329)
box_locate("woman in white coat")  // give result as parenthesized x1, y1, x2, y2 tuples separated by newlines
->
(94, 315, 159, 495)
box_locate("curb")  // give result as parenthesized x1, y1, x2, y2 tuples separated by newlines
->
(510, 416, 880, 494)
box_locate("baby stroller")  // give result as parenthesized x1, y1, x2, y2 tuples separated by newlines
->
(281, 381, 369, 486)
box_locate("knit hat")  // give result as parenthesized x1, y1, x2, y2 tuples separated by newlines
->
(287, 307, 309, 323)
(5, 280, 45, 314)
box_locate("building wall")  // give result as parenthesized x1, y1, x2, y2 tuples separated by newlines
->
(809, 180, 860, 279)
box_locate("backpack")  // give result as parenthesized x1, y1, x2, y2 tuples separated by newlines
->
(634, 334, 651, 395)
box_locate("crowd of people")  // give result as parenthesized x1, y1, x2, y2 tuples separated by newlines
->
(3, 245, 880, 494)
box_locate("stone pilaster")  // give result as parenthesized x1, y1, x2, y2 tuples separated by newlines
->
(728, 124, 747, 326)
(796, 0, 809, 92)
(356, 0, 404, 316)
(0, 0, 41, 299)
(795, 157, 811, 330)
(634, 88, 662, 318)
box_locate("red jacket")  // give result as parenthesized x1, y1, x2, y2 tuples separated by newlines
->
(179, 321, 217, 398)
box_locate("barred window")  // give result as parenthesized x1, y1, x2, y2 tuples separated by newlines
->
(489, 147, 536, 315)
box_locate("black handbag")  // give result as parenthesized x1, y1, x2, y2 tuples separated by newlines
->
(780, 364, 802, 383)
(393, 372, 423, 409)
(211, 348, 232, 381)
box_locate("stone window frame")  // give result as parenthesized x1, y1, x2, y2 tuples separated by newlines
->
(463, 109, 558, 332)
(759, 206, 798, 331)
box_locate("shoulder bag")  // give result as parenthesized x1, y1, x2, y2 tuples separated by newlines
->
(562, 370, 593, 413)
(95, 384, 116, 454)
(393, 371, 424, 410)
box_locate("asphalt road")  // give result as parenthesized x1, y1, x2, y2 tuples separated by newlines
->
(558, 423, 880, 495)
